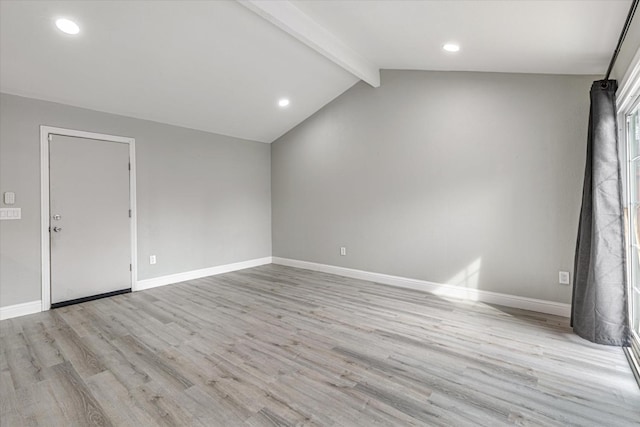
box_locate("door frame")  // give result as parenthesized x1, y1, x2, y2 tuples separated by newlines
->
(40, 126, 137, 311)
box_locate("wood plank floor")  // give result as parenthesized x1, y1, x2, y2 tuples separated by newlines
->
(1, 264, 639, 426)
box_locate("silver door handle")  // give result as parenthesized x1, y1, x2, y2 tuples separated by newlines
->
(53, 226, 62, 232)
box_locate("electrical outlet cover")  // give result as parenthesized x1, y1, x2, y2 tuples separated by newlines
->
(559, 271, 570, 285)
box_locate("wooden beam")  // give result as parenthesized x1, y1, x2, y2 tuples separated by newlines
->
(237, 0, 380, 87)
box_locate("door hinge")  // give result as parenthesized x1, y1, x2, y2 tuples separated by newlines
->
(128, 162, 131, 171)
(129, 209, 132, 218)
(130, 264, 132, 271)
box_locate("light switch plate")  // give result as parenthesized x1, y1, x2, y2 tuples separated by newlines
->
(3, 192, 15, 205)
(0, 208, 21, 220)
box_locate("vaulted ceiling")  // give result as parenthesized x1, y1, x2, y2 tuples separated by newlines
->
(0, 1, 632, 142)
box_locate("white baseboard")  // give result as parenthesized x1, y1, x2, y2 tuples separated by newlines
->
(272, 257, 571, 317)
(0, 300, 42, 320)
(0, 257, 571, 320)
(135, 256, 273, 291)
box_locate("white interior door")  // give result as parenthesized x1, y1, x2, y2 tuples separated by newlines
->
(49, 134, 132, 305)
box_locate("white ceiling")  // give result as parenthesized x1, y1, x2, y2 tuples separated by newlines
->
(295, 0, 632, 75)
(0, 1, 632, 142)
(0, 1, 358, 143)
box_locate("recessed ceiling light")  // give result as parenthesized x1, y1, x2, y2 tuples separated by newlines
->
(443, 43, 460, 53)
(278, 98, 290, 108)
(55, 18, 80, 35)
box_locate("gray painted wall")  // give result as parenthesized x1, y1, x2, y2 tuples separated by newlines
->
(0, 93, 271, 307)
(272, 70, 596, 304)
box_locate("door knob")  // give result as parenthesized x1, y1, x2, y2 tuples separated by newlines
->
(53, 226, 62, 232)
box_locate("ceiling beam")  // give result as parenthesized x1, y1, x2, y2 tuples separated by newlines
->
(237, 0, 380, 88)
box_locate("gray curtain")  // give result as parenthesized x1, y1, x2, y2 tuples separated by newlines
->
(572, 80, 629, 346)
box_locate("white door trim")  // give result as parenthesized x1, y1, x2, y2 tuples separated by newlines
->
(40, 126, 137, 311)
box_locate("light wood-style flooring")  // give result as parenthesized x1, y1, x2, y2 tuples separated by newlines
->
(1, 264, 639, 426)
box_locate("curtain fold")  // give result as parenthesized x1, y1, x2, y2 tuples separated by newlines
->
(572, 80, 630, 346)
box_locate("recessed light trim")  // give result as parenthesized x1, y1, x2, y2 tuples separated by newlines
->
(278, 98, 290, 108)
(56, 18, 80, 35)
(443, 43, 460, 53)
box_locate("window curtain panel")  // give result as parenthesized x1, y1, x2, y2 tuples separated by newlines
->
(572, 80, 630, 346)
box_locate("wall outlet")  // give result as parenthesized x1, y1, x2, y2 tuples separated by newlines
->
(340, 247, 347, 256)
(559, 271, 570, 285)
(150, 255, 157, 265)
